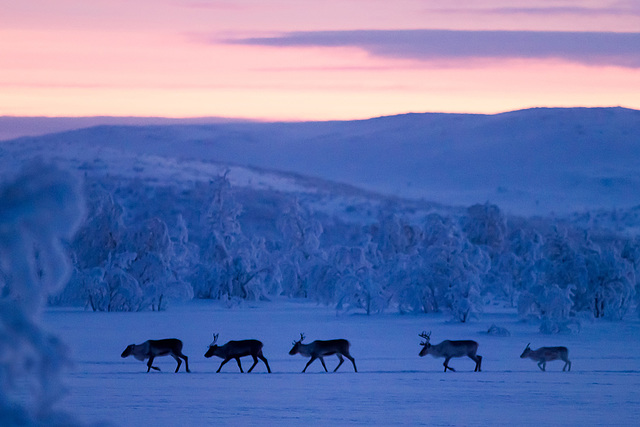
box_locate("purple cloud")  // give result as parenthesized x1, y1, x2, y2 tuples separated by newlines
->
(226, 30, 640, 68)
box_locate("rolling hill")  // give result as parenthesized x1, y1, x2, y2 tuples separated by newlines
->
(2, 107, 639, 215)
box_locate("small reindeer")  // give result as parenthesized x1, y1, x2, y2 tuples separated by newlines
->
(520, 343, 571, 371)
(289, 333, 357, 373)
(121, 338, 190, 373)
(204, 333, 271, 373)
(419, 331, 482, 372)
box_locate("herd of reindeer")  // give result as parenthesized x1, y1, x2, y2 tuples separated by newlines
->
(121, 331, 572, 374)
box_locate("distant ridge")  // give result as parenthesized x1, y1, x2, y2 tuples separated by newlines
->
(2, 107, 639, 215)
(0, 115, 255, 141)
(2, 107, 637, 141)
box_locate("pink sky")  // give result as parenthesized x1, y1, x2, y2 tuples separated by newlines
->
(1, 0, 639, 120)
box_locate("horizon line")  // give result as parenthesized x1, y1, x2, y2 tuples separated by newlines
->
(1, 105, 636, 123)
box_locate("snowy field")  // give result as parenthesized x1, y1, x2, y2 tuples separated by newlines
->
(46, 300, 640, 426)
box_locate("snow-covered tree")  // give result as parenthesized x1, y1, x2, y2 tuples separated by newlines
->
(515, 226, 587, 332)
(484, 225, 543, 306)
(582, 244, 635, 320)
(520, 283, 580, 334)
(621, 236, 640, 318)
(277, 198, 324, 298)
(71, 183, 125, 270)
(444, 241, 489, 322)
(392, 252, 435, 314)
(330, 245, 387, 314)
(370, 211, 422, 258)
(462, 203, 507, 252)
(192, 174, 245, 300)
(538, 227, 589, 293)
(0, 164, 84, 425)
(124, 217, 193, 310)
(226, 236, 274, 301)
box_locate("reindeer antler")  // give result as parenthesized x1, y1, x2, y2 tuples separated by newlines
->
(418, 331, 431, 346)
(211, 333, 219, 346)
(292, 333, 305, 346)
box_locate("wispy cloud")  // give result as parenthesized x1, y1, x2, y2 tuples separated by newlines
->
(225, 29, 640, 68)
(430, 5, 640, 17)
(488, 7, 640, 16)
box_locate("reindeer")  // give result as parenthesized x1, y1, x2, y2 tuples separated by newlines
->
(289, 333, 357, 373)
(204, 333, 271, 373)
(520, 343, 571, 371)
(121, 338, 190, 373)
(418, 331, 482, 372)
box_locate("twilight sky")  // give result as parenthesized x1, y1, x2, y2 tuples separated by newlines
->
(1, 0, 639, 120)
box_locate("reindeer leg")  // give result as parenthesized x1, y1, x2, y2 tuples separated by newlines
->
(345, 355, 357, 372)
(472, 355, 482, 372)
(563, 360, 571, 372)
(181, 354, 190, 373)
(171, 354, 182, 373)
(147, 356, 160, 372)
(443, 357, 456, 372)
(538, 361, 546, 371)
(334, 355, 344, 372)
(248, 355, 259, 373)
(259, 355, 271, 373)
(319, 356, 328, 372)
(302, 356, 317, 373)
(235, 357, 244, 373)
(217, 358, 231, 373)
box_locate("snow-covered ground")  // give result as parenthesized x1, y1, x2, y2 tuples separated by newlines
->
(46, 300, 640, 426)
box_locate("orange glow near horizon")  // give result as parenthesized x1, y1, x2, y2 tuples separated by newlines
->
(1, 1, 639, 120)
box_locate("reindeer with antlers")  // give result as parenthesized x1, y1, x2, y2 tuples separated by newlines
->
(204, 333, 271, 373)
(418, 331, 482, 372)
(289, 333, 357, 373)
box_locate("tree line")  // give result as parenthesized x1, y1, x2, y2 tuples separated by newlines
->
(47, 173, 640, 334)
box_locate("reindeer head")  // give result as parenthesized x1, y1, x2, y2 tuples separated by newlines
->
(204, 333, 220, 358)
(121, 344, 135, 358)
(289, 333, 305, 355)
(418, 331, 432, 357)
(520, 343, 532, 359)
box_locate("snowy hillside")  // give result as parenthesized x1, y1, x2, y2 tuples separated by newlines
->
(3, 107, 639, 215)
